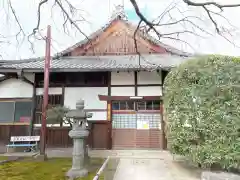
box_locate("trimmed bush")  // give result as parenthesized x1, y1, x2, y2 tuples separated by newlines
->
(163, 55, 240, 170)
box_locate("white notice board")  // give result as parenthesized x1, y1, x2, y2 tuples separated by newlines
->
(137, 120, 149, 129)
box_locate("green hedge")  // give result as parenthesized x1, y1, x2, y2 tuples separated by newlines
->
(163, 55, 240, 170)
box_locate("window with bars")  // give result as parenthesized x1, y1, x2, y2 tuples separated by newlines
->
(35, 94, 63, 124)
(112, 101, 134, 110)
(137, 100, 160, 110)
(112, 100, 161, 111)
(36, 94, 63, 110)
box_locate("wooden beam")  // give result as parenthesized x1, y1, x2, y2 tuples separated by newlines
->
(29, 81, 37, 136)
(107, 72, 111, 96)
(0, 122, 30, 125)
(160, 69, 167, 150)
(98, 95, 162, 101)
(60, 85, 65, 127)
(134, 71, 137, 96)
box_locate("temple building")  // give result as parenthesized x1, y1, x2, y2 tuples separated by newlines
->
(0, 9, 191, 149)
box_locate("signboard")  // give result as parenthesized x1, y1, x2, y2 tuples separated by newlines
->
(137, 120, 149, 129)
(19, 117, 31, 123)
(11, 136, 40, 142)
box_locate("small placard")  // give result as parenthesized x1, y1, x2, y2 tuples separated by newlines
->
(19, 117, 31, 123)
(11, 136, 40, 142)
(137, 120, 149, 129)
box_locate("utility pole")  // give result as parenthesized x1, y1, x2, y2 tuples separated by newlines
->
(40, 25, 51, 158)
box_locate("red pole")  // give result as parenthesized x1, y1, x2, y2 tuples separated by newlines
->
(40, 25, 51, 156)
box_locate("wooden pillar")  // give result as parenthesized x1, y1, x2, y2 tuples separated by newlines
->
(60, 85, 65, 127)
(29, 80, 36, 136)
(161, 70, 168, 150)
(107, 71, 112, 149)
(134, 71, 138, 96)
(107, 71, 112, 122)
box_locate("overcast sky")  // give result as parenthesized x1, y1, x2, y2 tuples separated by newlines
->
(0, 0, 240, 60)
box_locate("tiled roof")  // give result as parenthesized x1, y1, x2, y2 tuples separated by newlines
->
(0, 54, 191, 72)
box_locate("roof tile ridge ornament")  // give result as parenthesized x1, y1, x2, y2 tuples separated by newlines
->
(110, 5, 127, 21)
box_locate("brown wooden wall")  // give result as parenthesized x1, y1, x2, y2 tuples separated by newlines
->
(112, 129, 163, 149)
(88, 121, 111, 149)
(33, 127, 73, 148)
(0, 121, 111, 149)
(0, 125, 29, 144)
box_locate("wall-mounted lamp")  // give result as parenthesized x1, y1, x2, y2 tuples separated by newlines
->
(130, 96, 143, 99)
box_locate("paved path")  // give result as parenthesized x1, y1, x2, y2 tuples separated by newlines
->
(113, 158, 200, 180)
(113, 158, 170, 180)
(110, 151, 201, 180)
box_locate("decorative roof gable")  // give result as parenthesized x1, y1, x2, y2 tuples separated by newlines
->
(58, 17, 190, 57)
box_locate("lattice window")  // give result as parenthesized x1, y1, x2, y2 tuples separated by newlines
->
(149, 114, 161, 129)
(112, 114, 137, 129)
(35, 94, 63, 124)
(136, 100, 161, 110)
(36, 95, 62, 110)
(112, 101, 134, 110)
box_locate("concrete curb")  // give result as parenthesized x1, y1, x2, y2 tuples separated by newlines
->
(0, 156, 22, 165)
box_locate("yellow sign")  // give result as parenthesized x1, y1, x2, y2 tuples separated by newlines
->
(143, 123, 149, 129)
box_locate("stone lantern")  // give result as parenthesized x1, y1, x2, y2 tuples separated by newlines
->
(66, 99, 92, 179)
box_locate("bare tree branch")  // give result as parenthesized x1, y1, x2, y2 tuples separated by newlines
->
(160, 36, 195, 50)
(182, 0, 240, 33)
(130, 0, 161, 38)
(8, 0, 25, 45)
(182, 0, 240, 10)
(152, 1, 179, 25)
(156, 16, 212, 36)
(130, 0, 202, 51)
(2, 0, 240, 59)
(161, 30, 205, 38)
(203, 5, 220, 33)
(26, 0, 49, 52)
(55, 0, 89, 40)
(129, 0, 240, 52)
(133, 20, 142, 66)
(31, 0, 48, 37)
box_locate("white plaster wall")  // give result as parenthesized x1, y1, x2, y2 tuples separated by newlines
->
(64, 87, 108, 120)
(111, 72, 134, 85)
(137, 71, 162, 84)
(36, 88, 62, 95)
(87, 112, 107, 121)
(24, 72, 35, 83)
(0, 78, 33, 98)
(137, 86, 162, 96)
(111, 87, 135, 96)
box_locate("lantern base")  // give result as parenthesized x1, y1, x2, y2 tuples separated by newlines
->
(66, 168, 88, 179)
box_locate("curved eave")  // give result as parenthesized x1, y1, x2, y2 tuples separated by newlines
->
(24, 67, 171, 73)
(0, 68, 22, 73)
(0, 66, 174, 73)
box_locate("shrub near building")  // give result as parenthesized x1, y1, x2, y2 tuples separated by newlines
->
(163, 55, 240, 171)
